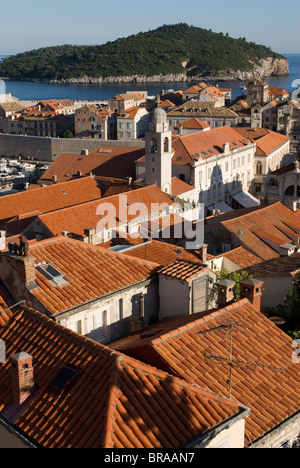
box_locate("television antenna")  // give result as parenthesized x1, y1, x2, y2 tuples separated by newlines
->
(199, 311, 287, 399)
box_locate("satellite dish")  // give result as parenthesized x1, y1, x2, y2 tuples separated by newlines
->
(237, 230, 244, 238)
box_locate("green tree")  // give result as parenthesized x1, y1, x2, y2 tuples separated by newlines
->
(209, 267, 253, 307)
(60, 130, 74, 138)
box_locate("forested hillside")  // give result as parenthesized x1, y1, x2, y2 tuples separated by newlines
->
(0, 23, 286, 81)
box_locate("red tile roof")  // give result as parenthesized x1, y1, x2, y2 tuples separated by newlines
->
(0, 305, 241, 448)
(39, 146, 145, 184)
(234, 127, 290, 155)
(176, 118, 210, 130)
(122, 240, 202, 266)
(158, 260, 209, 282)
(182, 85, 203, 94)
(268, 87, 290, 97)
(110, 298, 300, 446)
(220, 202, 300, 260)
(171, 126, 250, 165)
(0, 177, 102, 234)
(36, 185, 174, 238)
(246, 252, 300, 278)
(216, 247, 263, 269)
(27, 237, 159, 315)
(171, 177, 195, 196)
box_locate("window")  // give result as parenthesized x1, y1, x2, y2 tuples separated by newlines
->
(77, 320, 82, 334)
(119, 299, 124, 321)
(256, 161, 263, 175)
(36, 264, 68, 287)
(151, 137, 158, 153)
(222, 243, 231, 253)
(164, 137, 169, 152)
(225, 162, 229, 172)
(91, 310, 107, 339)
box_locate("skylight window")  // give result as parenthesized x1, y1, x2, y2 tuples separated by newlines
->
(36, 264, 68, 287)
(50, 364, 83, 396)
(202, 151, 208, 156)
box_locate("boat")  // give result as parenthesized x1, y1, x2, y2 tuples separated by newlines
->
(19, 163, 36, 172)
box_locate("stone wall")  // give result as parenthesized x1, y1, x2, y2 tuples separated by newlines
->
(251, 412, 300, 448)
(0, 133, 145, 161)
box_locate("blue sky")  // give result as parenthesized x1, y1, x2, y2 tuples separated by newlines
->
(1, 0, 299, 55)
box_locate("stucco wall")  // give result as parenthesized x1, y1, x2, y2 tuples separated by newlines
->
(0, 422, 31, 448)
(159, 276, 190, 320)
(258, 276, 294, 308)
(196, 418, 246, 449)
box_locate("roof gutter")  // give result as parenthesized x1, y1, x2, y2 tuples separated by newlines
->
(0, 416, 39, 448)
(182, 403, 251, 449)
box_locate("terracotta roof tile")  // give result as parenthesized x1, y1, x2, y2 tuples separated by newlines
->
(39, 146, 145, 184)
(0, 306, 241, 448)
(171, 126, 249, 165)
(246, 252, 300, 278)
(220, 202, 300, 260)
(27, 237, 159, 315)
(177, 118, 210, 130)
(110, 298, 300, 445)
(216, 247, 263, 269)
(36, 184, 174, 238)
(0, 177, 102, 235)
(158, 260, 208, 282)
(121, 239, 202, 266)
(171, 176, 195, 196)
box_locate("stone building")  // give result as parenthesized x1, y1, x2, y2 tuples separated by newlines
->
(137, 110, 258, 214)
(166, 101, 239, 132)
(75, 105, 116, 140)
(283, 100, 300, 154)
(246, 79, 269, 107)
(260, 156, 300, 209)
(117, 107, 149, 140)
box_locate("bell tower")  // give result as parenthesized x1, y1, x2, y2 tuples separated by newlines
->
(145, 108, 173, 194)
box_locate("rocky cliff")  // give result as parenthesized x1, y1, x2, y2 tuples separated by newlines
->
(47, 57, 289, 85)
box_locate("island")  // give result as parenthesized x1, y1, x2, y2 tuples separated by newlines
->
(0, 23, 289, 84)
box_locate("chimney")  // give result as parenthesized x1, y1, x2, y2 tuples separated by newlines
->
(77, 170, 82, 178)
(223, 142, 230, 154)
(84, 228, 95, 243)
(0, 231, 6, 251)
(52, 175, 58, 183)
(239, 278, 263, 312)
(4, 236, 36, 288)
(81, 149, 89, 156)
(201, 243, 208, 262)
(130, 295, 148, 334)
(10, 352, 34, 405)
(216, 279, 236, 308)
